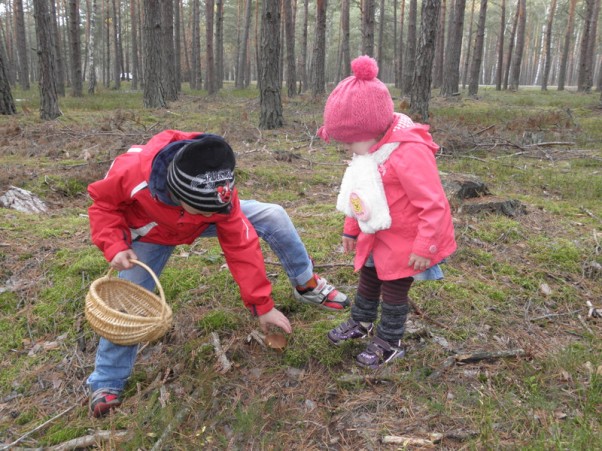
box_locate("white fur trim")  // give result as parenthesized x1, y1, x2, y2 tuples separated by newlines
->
(337, 143, 399, 234)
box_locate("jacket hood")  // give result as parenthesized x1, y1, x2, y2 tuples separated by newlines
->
(370, 113, 439, 156)
(148, 134, 223, 206)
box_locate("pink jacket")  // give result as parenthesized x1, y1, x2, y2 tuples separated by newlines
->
(343, 114, 457, 280)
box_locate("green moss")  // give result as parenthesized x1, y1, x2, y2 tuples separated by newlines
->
(197, 310, 243, 334)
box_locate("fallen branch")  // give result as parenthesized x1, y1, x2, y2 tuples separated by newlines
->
(578, 314, 594, 334)
(382, 433, 442, 447)
(211, 332, 232, 373)
(48, 430, 130, 451)
(247, 329, 267, 348)
(428, 349, 526, 379)
(529, 309, 583, 322)
(337, 373, 402, 384)
(150, 386, 203, 451)
(0, 405, 76, 450)
(524, 141, 576, 147)
(454, 348, 525, 364)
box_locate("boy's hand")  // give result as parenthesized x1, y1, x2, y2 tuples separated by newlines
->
(110, 249, 138, 271)
(258, 308, 292, 334)
(408, 253, 431, 271)
(342, 236, 357, 253)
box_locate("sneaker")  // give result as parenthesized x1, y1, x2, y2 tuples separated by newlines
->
(356, 336, 405, 369)
(293, 274, 349, 311)
(327, 318, 374, 345)
(90, 388, 122, 418)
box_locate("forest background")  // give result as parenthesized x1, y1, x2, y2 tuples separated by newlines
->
(2, 0, 602, 121)
(0, 0, 601, 450)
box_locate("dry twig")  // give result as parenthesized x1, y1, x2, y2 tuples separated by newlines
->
(0, 405, 77, 450)
(211, 332, 232, 373)
(48, 430, 131, 451)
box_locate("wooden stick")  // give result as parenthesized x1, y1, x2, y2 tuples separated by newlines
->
(524, 141, 576, 147)
(454, 348, 525, 363)
(529, 309, 583, 322)
(48, 430, 130, 451)
(211, 332, 232, 373)
(149, 386, 203, 451)
(0, 405, 76, 450)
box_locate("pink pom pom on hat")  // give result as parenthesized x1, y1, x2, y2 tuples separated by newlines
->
(318, 55, 394, 144)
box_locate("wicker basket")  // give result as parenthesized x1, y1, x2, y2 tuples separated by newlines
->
(85, 260, 173, 345)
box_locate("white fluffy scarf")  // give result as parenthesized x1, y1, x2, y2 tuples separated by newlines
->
(336, 142, 398, 234)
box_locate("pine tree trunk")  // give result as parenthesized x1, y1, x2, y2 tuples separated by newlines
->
(215, 0, 224, 89)
(236, 0, 252, 88)
(283, 0, 296, 97)
(87, 0, 97, 94)
(361, 0, 375, 56)
(174, 0, 181, 90)
(432, 0, 446, 89)
(541, 0, 557, 91)
(502, 0, 519, 90)
(111, 0, 121, 89)
(311, 0, 327, 96)
(14, 0, 30, 90)
(494, 0, 505, 91)
(299, 0, 309, 93)
(0, 38, 17, 115)
(410, 0, 440, 122)
(190, 0, 201, 90)
(143, 0, 166, 108)
(68, 0, 83, 96)
(396, 0, 405, 89)
(259, 0, 283, 129)
(376, 0, 385, 63)
(462, 0, 476, 89)
(50, 0, 65, 96)
(468, 0, 487, 96)
(558, 0, 577, 91)
(509, 0, 526, 91)
(401, 0, 417, 95)
(161, 0, 178, 100)
(338, 0, 351, 82)
(205, 0, 216, 94)
(33, 0, 61, 119)
(441, 0, 466, 97)
(130, 0, 139, 90)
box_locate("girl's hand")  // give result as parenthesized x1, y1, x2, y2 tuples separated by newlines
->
(110, 249, 138, 271)
(342, 236, 357, 253)
(408, 253, 431, 272)
(258, 308, 292, 334)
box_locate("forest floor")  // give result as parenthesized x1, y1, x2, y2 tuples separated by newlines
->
(0, 86, 601, 450)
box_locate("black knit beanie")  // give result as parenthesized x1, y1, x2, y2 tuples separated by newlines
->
(166, 135, 236, 212)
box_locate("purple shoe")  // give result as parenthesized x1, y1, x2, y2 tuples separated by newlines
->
(327, 319, 374, 345)
(356, 336, 405, 369)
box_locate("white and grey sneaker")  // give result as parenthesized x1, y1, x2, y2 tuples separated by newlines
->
(293, 274, 350, 311)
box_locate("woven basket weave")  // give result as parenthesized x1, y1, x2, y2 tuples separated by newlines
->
(85, 260, 173, 345)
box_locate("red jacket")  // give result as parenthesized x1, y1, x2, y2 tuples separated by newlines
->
(343, 114, 457, 280)
(88, 130, 274, 315)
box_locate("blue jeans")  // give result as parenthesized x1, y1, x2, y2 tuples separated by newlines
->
(87, 200, 314, 391)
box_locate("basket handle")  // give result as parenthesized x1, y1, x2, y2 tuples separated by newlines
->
(107, 259, 168, 313)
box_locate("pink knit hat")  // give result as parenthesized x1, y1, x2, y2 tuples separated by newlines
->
(318, 56, 394, 143)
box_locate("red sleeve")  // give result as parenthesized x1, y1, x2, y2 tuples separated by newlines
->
(215, 199, 275, 316)
(87, 156, 135, 262)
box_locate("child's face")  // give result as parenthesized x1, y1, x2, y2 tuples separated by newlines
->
(340, 138, 379, 156)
